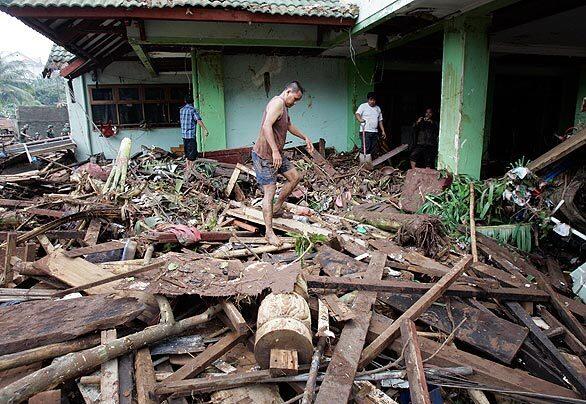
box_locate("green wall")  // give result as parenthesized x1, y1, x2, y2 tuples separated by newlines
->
(196, 52, 227, 152)
(346, 58, 375, 150)
(437, 16, 490, 179)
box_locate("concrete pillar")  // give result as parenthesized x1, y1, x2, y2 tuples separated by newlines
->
(575, 65, 586, 127)
(437, 16, 490, 179)
(347, 58, 375, 151)
(191, 49, 227, 152)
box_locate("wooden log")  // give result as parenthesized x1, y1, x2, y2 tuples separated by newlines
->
(221, 301, 248, 334)
(0, 334, 100, 372)
(163, 331, 244, 383)
(306, 275, 549, 301)
(255, 283, 313, 369)
(358, 255, 472, 368)
(314, 252, 386, 404)
(270, 349, 298, 376)
(1, 232, 16, 286)
(101, 329, 120, 404)
(0, 305, 221, 403)
(135, 348, 157, 404)
(400, 319, 430, 404)
(506, 301, 586, 396)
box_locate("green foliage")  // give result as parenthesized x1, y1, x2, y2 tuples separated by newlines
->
(477, 223, 533, 252)
(289, 233, 328, 257)
(0, 54, 66, 118)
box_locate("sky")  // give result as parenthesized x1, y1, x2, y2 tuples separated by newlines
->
(0, 11, 54, 63)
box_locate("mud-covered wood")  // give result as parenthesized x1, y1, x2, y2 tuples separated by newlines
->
(0, 296, 145, 355)
(316, 244, 367, 277)
(359, 255, 472, 368)
(63, 240, 125, 258)
(101, 329, 119, 404)
(314, 252, 385, 404)
(135, 348, 157, 404)
(269, 349, 298, 376)
(401, 319, 430, 404)
(321, 294, 356, 322)
(379, 294, 528, 364)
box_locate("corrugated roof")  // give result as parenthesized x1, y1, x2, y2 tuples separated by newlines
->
(43, 44, 75, 78)
(0, 0, 359, 19)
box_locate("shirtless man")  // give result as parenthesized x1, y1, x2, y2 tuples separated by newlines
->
(252, 81, 314, 246)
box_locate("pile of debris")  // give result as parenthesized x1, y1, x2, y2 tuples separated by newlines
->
(0, 136, 584, 404)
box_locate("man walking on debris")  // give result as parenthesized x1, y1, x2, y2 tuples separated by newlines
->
(252, 81, 314, 246)
(180, 94, 209, 179)
(355, 92, 387, 156)
(410, 107, 439, 169)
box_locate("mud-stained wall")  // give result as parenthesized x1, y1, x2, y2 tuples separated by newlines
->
(223, 54, 349, 152)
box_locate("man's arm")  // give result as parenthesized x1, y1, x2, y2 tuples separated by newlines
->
(378, 119, 387, 139)
(193, 109, 209, 136)
(355, 112, 365, 123)
(261, 98, 285, 168)
(288, 122, 314, 153)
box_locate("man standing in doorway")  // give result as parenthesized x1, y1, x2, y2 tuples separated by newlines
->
(252, 81, 314, 246)
(410, 108, 439, 169)
(180, 94, 209, 178)
(355, 92, 386, 156)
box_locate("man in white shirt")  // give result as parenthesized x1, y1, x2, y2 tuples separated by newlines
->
(355, 92, 386, 156)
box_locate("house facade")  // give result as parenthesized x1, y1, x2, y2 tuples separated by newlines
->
(2, 0, 585, 178)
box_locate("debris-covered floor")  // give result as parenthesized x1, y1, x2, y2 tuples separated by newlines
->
(0, 133, 585, 404)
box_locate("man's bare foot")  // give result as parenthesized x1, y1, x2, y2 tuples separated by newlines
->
(266, 232, 283, 246)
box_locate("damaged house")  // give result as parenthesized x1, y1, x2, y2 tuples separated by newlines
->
(0, 0, 585, 403)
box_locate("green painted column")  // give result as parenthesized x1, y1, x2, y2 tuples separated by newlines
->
(437, 16, 490, 179)
(190, 48, 201, 149)
(574, 65, 586, 127)
(195, 51, 227, 152)
(347, 58, 375, 151)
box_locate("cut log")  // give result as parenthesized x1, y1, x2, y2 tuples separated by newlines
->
(314, 252, 386, 404)
(401, 319, 430, 404)
(359, 255, 472, 368)
(0, 296, 145, 355)
(0, 305, 221, 403)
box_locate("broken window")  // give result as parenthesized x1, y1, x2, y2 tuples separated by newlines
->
(88, 84, 187, 128)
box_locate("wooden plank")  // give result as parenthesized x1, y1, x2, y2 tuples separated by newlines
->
(400, 319, 430, 404)
(362, 313, 579, 399)
(225, 166, 241, 197)
(135, 348, 157, 404)
(0, 296, 144, 355)
(321, 293, 356, 322)
(546, 258, 571, 293)
(305, 275, 549, 301)
(0, 230, 86, 241)
(471, 262, 527, 288)
(538, 306, 586, 360)
(226, 207, 331, 237)
(309, 148, 337, 177)
(269, 349, 298, 376)
(63, 240, 126, 258)
(28, 390, 61, 404)
(221, 301, 248, 334)
(314, 252, 386, 404)
(506, 302, 586, 395)
(527, 127, 586, 172)
(379, 293, 528, 364)
(163, 331, 244, 383)
(101, 329, 120, 404)
(358, 255, 472, 368)
(84, 219, 101, 246)
(1, 232, 16, 286)
(371, 144, 409, 166)
(118, 353, 133, 404)
(316, 244, 367, 277)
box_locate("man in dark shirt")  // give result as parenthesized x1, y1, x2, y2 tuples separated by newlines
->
(410, 108, 439, 169)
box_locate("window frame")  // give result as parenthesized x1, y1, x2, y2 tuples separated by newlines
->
(88, 84, 188, 128)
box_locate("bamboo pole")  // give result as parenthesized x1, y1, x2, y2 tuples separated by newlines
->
(469, 182, 478, 263)
(0, 305, 221, 404)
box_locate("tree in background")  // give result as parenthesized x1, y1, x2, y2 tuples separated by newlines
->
(0, 53, 66, 118)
